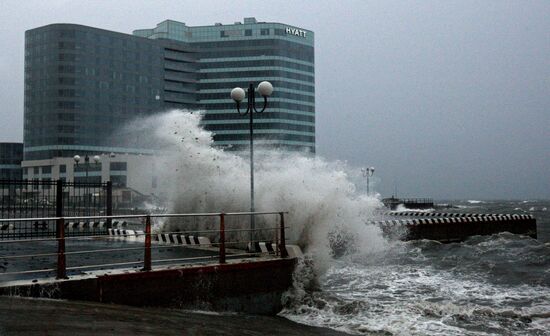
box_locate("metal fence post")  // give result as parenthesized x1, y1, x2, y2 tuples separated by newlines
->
(219, 213, 226, 264)
(56, 180, 63, 217)
(142, 215, 152, 271)
(56, 217, 67, 279)
(106, 181, 112, 227)
(279, 212, 288, 258)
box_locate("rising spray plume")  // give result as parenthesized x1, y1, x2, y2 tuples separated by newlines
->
(123, 110, 389, 272)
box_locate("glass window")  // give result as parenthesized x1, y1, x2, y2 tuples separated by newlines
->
(75, 176, 101, 184)
(245, 29, 252, 36)
(74, 163, 101, 172)
(110, 175, 127, 187)
(110, 162, 127, 171)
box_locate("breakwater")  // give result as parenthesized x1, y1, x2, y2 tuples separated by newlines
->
(375, 212, 536, 242)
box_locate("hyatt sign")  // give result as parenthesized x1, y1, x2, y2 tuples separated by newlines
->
(286, 27, 307, 38)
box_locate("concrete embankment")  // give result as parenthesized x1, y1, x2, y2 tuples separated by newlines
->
(0, 296, 351, 336)
(0, 257, 296, 315)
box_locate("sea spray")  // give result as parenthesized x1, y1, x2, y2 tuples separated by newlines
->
(123, 110, 388, 271)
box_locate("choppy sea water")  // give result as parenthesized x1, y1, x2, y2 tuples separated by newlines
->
(280, 200, 550, 335)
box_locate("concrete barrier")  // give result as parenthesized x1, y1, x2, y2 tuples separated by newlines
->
(251, 242, 303, 258)
(258, 242, 275, 253)
(384, 211, 534, 218)
(110, 230, 211, 246)
(0, 224, 14, 230)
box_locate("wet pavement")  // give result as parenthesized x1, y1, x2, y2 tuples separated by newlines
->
(0, 296, 351, 336)
(0, 236, 222, 283)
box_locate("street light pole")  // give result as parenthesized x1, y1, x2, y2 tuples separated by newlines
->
(361, 167, 375, 196)
(231, 81, 273, 251)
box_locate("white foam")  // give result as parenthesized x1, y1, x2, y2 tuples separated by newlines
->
(124, 110, 387, 272)
(394, 204, 434, 212)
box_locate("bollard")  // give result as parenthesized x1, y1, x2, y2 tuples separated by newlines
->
(219, 213, 226, 264)
(142, 215, 152, 271)
(56, 217, 67, 279)
(279, 212, 288, 258)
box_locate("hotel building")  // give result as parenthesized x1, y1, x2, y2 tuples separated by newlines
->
(23, 18, 314, 194)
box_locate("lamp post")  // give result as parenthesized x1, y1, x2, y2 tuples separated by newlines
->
(361, 166, 375, 196)
(74, 155, 100, 215)
(230, 81, 273, 250)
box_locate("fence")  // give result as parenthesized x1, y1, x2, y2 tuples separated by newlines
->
(0, 179, 112, 239)
(0, 212, 289, 281)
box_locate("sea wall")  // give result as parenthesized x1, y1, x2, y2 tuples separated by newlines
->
(0, 258, 296, 315)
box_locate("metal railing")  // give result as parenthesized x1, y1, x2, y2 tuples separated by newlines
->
(0, 211, 289, 281)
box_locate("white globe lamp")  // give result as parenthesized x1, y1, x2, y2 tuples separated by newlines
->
(257, 81, 273, 97)
(230, 87, 245, 102)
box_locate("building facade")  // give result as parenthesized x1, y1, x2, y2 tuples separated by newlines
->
(22, 18, 314, 195)
(21, 153, 161, 197)
(134, 17, 315, 152)
(0, 143, 23, 180)
(24, 24, 197, 161)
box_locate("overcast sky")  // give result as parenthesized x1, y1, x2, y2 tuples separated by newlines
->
(0, 0, 548, 200)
